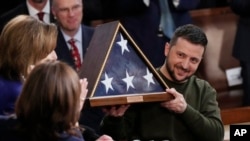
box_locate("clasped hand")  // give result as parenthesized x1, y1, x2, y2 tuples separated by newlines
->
(161, 88, 187, 113)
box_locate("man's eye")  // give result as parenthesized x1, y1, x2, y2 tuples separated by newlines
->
(191, 58, 199, 64)
(59, 9, 67, 12)
(177, 53, 184, 57)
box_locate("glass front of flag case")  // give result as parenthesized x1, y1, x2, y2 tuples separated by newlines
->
(79, 21, 173, 107)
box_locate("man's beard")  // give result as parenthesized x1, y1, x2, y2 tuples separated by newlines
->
(165, 61, 191, 83)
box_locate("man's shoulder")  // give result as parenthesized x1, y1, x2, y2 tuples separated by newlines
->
(188, 76, 217, 98)
(82, 24, 94, 31)
(81, 24, 95, 39)
(190, 75, 213, 89)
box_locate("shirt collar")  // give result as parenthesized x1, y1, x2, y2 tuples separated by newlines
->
(61, 26, 82, 43)
(26, 0, 50, 16)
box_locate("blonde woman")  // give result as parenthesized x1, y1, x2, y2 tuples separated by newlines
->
(0, 15, 58, 115)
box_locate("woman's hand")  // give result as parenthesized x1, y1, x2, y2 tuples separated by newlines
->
(96, 134, 114, 141)
(79, 78, 88, 112)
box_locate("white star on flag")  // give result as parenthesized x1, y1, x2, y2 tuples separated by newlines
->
(143, 68, 155, 87)
(122, 70, 135, 91)
(95, 31, 165, 97)
(116, 34, 129, 55)
(101, 72, 114, 93)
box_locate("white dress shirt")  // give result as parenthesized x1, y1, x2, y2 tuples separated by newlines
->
(61, 27, 84, 62)
(26, 0, 51, 23)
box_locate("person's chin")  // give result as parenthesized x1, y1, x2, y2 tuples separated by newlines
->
(175, 75, 188, 82)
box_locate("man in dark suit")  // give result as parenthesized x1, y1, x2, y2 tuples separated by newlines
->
(51, 0, 94, 71)
(54, 26, 93, 70)
(51, 0, 104, 134)
(229, 0, 250, 106)
(0, 0, 55, 33)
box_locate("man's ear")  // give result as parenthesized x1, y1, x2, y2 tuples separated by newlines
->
(164, 42, 170, 56)
(51, 7, 56, 18)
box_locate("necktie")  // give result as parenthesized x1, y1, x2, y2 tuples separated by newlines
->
(68, 39, 82, 71)
(37, 12, 44, 22)
(159, 0, 175, 38)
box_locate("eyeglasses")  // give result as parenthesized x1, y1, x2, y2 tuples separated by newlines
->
(57, 4, 82, 15)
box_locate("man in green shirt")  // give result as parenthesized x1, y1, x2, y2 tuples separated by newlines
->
(100, 24, 224, 141)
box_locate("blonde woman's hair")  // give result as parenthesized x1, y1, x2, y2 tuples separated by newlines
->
(0, 15, 58, 80)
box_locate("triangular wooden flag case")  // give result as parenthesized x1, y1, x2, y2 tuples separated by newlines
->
(79, 21, 173, 107)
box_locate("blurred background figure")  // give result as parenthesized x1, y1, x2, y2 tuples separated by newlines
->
(0, 0, 55, 33)
(229, 0, 250, 106)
